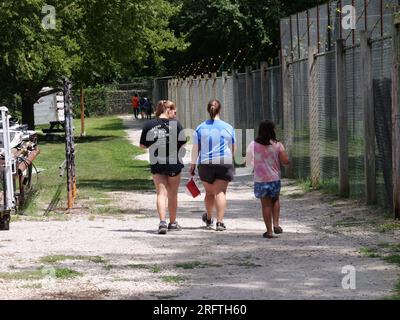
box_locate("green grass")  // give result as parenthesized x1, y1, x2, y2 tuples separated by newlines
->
(27, 116, 153, 214)
(95, 206, 125, 215)
(0, 270, 44, 281)
(359, 247, 381, 258)
(161, 276, 185, 284)
(359, 244, 400, 300)
(0, 267, 82, 280)
(174, 261, 222, 269)
(383, 255, 400, 266)
(385, 281, 400, 300)
(40, 255, 106, 264)
(54, 268, 82, 279)
(377, 222, 400, 233)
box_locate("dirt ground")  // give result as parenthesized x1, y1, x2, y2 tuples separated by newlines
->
(0, 115, 399, 300)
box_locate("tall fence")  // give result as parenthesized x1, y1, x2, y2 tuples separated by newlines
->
(75, 82, 153, 117)
(154, 0, 400, 216)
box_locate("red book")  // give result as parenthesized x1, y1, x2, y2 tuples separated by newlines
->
(186, 178, 201, 198)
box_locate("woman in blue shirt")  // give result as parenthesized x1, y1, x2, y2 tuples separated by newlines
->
(190, 100, 236, 231)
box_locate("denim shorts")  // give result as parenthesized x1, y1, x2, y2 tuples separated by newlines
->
(254, 181, 281, 200)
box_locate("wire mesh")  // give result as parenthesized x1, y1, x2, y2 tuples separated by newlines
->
(345, 46, 365, 199)
(291, 60, 310, 180)
(372, 38, 393, 208)
(317, 51, 339, 191)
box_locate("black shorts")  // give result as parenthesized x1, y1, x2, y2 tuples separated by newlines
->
(198, 164, 235, 184)
(151, 164, 183, 177)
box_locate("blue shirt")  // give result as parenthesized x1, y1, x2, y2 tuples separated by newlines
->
(194, 120, 236, 164)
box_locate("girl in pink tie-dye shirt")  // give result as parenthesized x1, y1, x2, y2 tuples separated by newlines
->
(246, 120, 290, 239)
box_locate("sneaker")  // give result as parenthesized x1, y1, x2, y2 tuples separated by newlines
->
(158, 221, 168, 235)
(216, 222, 226, 232)
(202, 213, 214, 229)
(168, 221, 182, 231)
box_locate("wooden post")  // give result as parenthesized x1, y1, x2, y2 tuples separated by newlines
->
(245, 66, 254, 130)
(211, 72, 217, 98)
(80, 86, 86, 137)
(393, 12, 400, 219)
(232, 69, 241, 130)
(221, 71, 230, 123)
(282, 53, 294, 178)
(260, 61, 269, 121)
(360, 30, 377, 205)
(336, 39, 350, 197)
(308, 46, 320, 188)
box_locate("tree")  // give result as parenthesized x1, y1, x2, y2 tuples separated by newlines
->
(165, 0, 322, 74)
(0, 0, 184, 129)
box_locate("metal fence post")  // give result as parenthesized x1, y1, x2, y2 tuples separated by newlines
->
(309, 46, 320, 188)
(336, 39, 350, 197)
(393, 12, 400, 219)
(360, 30, 377, 205)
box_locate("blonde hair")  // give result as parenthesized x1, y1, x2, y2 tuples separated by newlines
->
(155, 100, 176, 118)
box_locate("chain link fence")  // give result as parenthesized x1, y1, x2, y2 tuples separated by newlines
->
(154, 0, 398, 212)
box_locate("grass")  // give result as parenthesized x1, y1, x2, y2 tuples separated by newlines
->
(40, 255, 106, 264)
(161, 276, 185, 284)
(377, 222, 400, 233)
(54, 268, 82, 279)
(0, 267, 82, 281)
(359, 247, 381, 258)
(95, 206, 125, 215)
(25, 116, 153, 215)
(359, 244, 400, 300)
(175, 261, 222, 269)
(234, 261, 263, 268)
(385, 281, 400, 300)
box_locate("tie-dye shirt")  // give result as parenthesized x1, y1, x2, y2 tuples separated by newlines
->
(246, 140, 285, 183)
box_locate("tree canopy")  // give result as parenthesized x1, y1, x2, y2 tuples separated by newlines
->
(0, 0, 184, 128)
(0, 0, 321, 128)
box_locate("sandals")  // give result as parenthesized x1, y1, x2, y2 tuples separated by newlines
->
(264, 226, 283, 239)
(274, 226, 283, 234)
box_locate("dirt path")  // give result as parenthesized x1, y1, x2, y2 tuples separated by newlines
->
(0, 115, 399, 300)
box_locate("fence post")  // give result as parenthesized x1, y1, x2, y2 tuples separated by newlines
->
(309, 46, 320, 188)
(221, 71, 229, 123)
(245, 66, 254, 130)
(360, 30, 377, 205)
(188, 76, 194, 129)
(393, 12, 400, 219)
(336, 39, 350, 197)
(260, 61, 269, 121)
(211, 73, 217, 98)
(233, 69, 240, 130)
(282, 53, 294, 178)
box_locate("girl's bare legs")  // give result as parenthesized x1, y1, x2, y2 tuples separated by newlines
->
(167, 174, 181, 224)
(272, 198, 281, 228)
(213, 180, 229, 222)
(203, 182, 216, 220)
(202, 180, 229, 222)
(153, 175, 168, 222)
(261, 197, 274, 236)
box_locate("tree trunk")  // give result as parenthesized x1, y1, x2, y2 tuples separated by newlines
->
(21, 95, 35, 130)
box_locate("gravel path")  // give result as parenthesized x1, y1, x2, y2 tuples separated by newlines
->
(0, 115, 399, 300)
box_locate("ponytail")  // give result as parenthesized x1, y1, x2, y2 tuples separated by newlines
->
(207, 100, 221, 120)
